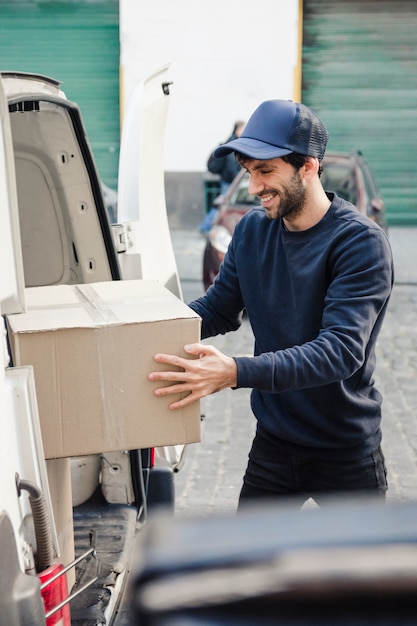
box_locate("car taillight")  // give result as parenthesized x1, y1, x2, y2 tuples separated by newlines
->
(150, 447, 155, 468)
(39, 563, 71, 626)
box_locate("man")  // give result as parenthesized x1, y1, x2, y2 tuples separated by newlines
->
(149, 99, 393, 508)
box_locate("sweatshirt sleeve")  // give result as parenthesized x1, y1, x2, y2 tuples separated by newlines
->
(188, 236, 246, 338)
(234, 225, 394, 392)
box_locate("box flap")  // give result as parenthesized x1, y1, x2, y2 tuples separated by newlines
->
(9, 280, 200, 333)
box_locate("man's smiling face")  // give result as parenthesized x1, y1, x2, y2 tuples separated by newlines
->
(244, 157, 307, 223)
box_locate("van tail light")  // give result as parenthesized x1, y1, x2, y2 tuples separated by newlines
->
(138, 448, 154, 470)
(39, 563, 71, 626)
(16, 476, 71, 624)
(17, 476, 97, 623)
(38, 546, 98, 626)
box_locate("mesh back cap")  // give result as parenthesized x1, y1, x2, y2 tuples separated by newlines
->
(214, 100, 329, 161)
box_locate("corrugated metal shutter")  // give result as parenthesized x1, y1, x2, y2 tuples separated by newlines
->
(302, 0, 417, 225)
(0, 0, 119, 189)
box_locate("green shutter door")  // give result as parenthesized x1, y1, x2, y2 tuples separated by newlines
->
(302, 0, 417, 225)
(0, 0, 119, 189)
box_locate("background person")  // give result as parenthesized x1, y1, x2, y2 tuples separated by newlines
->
(149, 99, 393, 509)
(199, 120, 245, 233)
(207, 120, 246, 194)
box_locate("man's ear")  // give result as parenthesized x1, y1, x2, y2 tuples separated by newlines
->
(303, 157, 320, 180)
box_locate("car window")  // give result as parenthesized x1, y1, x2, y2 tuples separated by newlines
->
(321, 162, 357, 205)
(229, 174, 259, 206)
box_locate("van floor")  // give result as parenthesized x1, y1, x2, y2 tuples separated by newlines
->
(70, 490, 139, 625)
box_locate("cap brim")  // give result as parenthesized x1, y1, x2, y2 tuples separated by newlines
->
(213, 137, 293, 160)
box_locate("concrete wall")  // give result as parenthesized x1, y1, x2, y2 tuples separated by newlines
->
(165, 171, 217, 230)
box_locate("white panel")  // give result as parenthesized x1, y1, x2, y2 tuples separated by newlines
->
(0, 76, 25, 314)
(0, 361, 59, 569)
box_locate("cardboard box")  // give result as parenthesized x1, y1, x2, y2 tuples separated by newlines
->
(7, 280, 201, 458)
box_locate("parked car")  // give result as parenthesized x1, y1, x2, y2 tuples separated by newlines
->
(202, 151, 388, 290)
(320, 151, 387, 232)
(0, 66, 187, 626)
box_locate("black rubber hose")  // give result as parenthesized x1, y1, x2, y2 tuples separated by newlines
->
(16, 474, 54, 572)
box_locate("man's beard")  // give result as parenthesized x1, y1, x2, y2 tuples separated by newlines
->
(269, 170, 306, 222)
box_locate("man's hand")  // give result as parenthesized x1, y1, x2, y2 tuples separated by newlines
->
(148, 343, 237, 410)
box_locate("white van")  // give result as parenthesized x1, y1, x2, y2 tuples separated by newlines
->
(0, 66, 189, 625)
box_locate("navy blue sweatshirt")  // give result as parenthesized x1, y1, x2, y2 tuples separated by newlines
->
(189, 194, 394, 461)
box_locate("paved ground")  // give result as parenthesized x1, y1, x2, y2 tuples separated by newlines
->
(171, 227, 417, 517)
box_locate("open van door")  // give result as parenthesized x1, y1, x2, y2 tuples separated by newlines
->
(114, 64, 182, 300)
(0, 72, 67, 626)
(0, 73, 25, 315)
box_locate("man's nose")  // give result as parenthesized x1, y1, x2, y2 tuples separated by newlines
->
(248, 174, 262, 196)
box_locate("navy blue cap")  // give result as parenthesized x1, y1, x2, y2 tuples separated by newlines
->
(213, 99, 329, 161)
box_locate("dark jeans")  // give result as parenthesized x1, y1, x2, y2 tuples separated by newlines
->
(238, 427, 388, 510)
